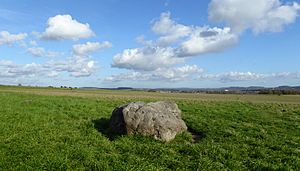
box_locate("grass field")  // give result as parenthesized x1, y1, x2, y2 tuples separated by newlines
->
(1, 85, 300, 104)
(0, 86, 299, 170)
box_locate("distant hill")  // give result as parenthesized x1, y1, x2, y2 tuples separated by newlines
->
(80, 86, 300, 94)
(145, 86, 300, 95)
(80, 87, 133, 90)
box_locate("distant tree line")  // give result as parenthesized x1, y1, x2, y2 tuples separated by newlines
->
(258, 89, 300, 95)
(148, 89, 300, 95)
(205, 90, 300, 95)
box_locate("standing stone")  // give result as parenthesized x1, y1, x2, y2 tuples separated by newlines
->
(109, 101, 187, 142)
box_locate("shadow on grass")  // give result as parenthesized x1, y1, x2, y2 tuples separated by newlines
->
(92, 118, 122, 141)
(187, 126, 205, 143)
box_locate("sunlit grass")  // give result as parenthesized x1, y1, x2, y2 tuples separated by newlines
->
(0, 90, 299, 170)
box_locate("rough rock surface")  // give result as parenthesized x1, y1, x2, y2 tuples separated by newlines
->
(109, 101, 187, 142)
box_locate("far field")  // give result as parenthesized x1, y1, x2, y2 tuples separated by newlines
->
(1, 85, 300, 104)
(0, 86, 299, 170)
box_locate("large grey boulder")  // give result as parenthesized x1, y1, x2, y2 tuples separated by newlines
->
(109, 101, 187, 142)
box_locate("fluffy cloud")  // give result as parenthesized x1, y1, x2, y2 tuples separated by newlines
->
(0, 60, 14, 66)
(154, 65, 203, 81)
(73, 41, 112, 56)
(105, 65, 202, 82)
(0, 60, 56, 78)
(27, 47, 45, 57)
(105, 69, 300, 84)
(113, 12, 238, 71)
(41, 14, 94, 40)
(217, 72, 266, 82)
(47, 56, 96, 77)
(7, 63, 50, 77)
(177, 27, 238, 57)
(1, 53, 96, 79)
(152, 12, 192, 45)
(57, 41, 113, 77)
(272, 72, 300, 79)
(1, 35, 110, 79)
(209, 0, 300, 33)
(46, 51, 62, 58)
(104, 72, 149, 82)
(114, 6, 300, 72)
(152, 12, 238, 56)
(27, 47, 61, 57)
(112, 46, 184, 71)
(198, 72, 265, 82)
(199, 71, 300, 83)
(0, 31, 27, 45)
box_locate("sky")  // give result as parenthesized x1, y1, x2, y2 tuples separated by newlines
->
(0, 0, 300, 88)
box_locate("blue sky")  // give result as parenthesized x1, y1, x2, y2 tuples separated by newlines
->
(0, 0, 300, 88)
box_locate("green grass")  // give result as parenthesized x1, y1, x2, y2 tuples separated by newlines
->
(2, 85, 300, 104)
(0, 90, 299, 170)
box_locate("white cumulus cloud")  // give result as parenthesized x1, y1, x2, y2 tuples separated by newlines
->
(0, 60, 56, 78)
(47, 55, 96, 77)
(27, 47, 61, 58)
(198, 72, 267, 82)
(73, 41, 112, 56)
(272, 72, 300, 79)
(113, 12, 238, 71)
(152, 12, 192, 45)
(209, 0, 300, 34)
(177, 27, 238, 57)
(151, 12, 238, 56)
(41, 14, 94, 40)
(27, 47, 45, 57)
(197, 71, 300, 83)
(113, 6, 300, 73)
(1, 51, 97, 78)
(217, 72, 267, 82)
(112, 46, 183, 71)
(0, 31, 27, 45)
(105, 65, 203, 82)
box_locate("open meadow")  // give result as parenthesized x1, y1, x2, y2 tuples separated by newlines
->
(0, 86, 299, 170)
